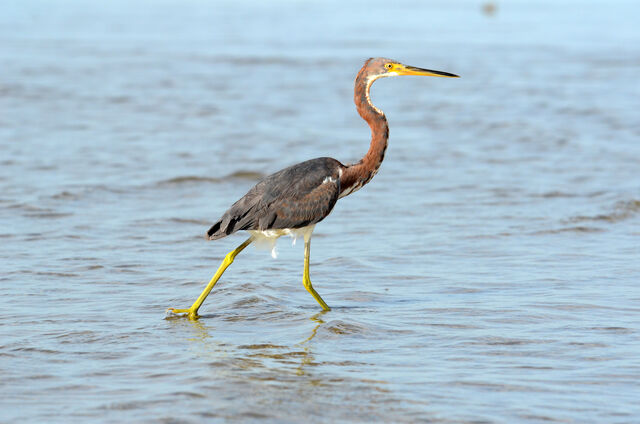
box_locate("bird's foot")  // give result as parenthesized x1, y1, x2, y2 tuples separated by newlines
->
(166, 307, 199, 320)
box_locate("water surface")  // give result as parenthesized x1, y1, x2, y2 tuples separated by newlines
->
(2, 0, 640, 422)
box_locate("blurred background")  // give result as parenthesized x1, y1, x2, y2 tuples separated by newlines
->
(1, 0, 639, 422)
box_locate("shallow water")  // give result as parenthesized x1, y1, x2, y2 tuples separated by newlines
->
(2, 0, 640, 422)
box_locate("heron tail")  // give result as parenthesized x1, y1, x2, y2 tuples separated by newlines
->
(206, 216, 236, 240)
(206, 196, 258, 240)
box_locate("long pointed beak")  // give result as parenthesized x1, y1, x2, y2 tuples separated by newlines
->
(394, 64, 459, 78)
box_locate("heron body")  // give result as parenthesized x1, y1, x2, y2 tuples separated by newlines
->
(206, 157, 342, 243)
(168, 57, 458, 319)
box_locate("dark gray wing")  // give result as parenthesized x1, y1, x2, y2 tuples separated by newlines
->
(206, 157, 342, 240)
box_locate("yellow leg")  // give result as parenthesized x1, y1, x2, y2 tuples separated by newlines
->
(168, 237, 253, 320)
(303, 237, 330, 311)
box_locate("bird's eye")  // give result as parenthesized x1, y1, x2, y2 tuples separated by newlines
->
(385, 63, 393, 70)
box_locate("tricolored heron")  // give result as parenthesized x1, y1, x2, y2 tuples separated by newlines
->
(168, 57, 458, 319)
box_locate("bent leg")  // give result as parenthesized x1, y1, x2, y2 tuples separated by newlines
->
(168, 236, 253, 319)
(302, 237, 330, 311)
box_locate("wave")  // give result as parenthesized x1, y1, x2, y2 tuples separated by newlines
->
(157, 170, 264, 186)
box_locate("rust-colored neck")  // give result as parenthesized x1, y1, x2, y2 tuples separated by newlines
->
(339, 70, 389, 198)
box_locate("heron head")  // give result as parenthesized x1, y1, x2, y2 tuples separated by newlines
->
(364, 57, 459, 79)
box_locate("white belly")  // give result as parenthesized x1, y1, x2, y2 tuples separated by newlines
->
(248, 224, 315, 258)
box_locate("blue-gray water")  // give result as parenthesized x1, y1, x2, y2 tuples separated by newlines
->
(2, 0, 640, 422)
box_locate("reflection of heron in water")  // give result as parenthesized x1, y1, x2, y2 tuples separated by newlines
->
(168, 58, 458, 319)
(296, 312, 327, 376)
(300, 312, 327, 345)
(167, 311, 329, 376)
